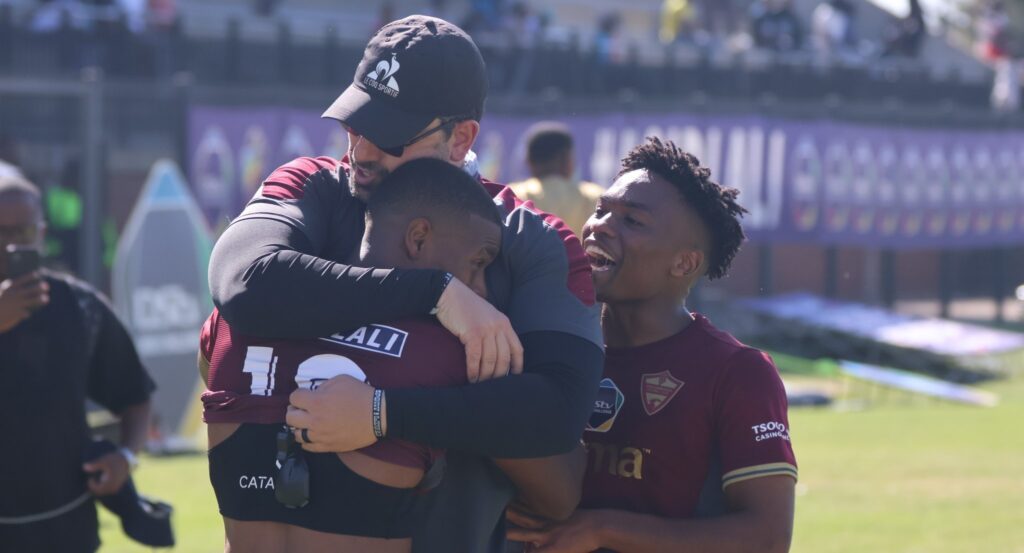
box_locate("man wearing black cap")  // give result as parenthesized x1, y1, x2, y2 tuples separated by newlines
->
(206, 15, 603, 552)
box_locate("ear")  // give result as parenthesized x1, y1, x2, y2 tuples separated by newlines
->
(448, 120, 480, 164)
(403, 218, 432, 260)
(670, 248, 704, 279)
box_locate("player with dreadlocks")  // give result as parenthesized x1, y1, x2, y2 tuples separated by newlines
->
(509, 138, 798, 553)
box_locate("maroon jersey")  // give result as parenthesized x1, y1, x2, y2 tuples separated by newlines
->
(581, 314, 797, 519)
(201, 309, 466, 470)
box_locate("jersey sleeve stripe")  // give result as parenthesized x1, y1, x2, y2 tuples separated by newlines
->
(721, 463, 798, 488)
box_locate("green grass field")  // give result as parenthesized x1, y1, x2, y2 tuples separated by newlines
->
(99, 370, 1024, 553)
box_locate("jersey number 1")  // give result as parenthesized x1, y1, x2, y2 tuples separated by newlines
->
(242, 346, 369, 396)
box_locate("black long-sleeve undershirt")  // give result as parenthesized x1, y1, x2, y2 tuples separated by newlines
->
(209, 216, 603, 457)
(209, 217, 447, 338)
(386, 331, 604, 458)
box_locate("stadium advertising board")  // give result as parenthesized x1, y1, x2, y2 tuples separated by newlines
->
(188, 106, 1024, 248)
(839, 360, 998, 406)
(112, 160, 213, 446)
(743, 292, 1024, 358)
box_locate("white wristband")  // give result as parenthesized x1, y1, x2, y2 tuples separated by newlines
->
(119, 447, 139, 471)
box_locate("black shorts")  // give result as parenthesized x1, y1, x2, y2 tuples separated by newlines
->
(208, 422, 420, 538)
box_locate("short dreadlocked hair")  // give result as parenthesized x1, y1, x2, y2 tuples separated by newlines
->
(618, 137, 747, 280)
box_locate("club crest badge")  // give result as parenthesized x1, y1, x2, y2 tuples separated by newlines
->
(641, 371, 684, 416)
(586, 378, 625, 433)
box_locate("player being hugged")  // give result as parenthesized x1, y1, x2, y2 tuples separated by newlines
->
(510, 138, 798, 553)
(201, 159, 502, 553)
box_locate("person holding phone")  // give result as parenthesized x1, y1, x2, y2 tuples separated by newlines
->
(0, 173, 156, 553)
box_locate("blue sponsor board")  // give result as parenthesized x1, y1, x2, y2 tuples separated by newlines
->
(112, 160, 213, 442)
(190, 106, 1024, 248)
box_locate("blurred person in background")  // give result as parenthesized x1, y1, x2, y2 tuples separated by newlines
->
(423, 0, 453, 23)
(0, 172, 155, 553)
(506, 1, 542, 47)
(502, 2, 548, 92)
(977, 0, 1019, 111)
(699, 0, 738, 38)
(373, 1, 395, 35)
(252, 0, 281, 18)
(462, 0, 505, 33)
(27, 0, 89, 34)
(750, 0, 805, 52)
(812, 0, 858, 59)
(146, 0, 179, 78)
(594, 12, 626, 65)
(883, 0, 926, 58)
(509, 122, 604, 236)
(509, 139, 796, 553)
(659, 0, 697, 45)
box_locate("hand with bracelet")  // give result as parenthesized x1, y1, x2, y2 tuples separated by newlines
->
(284, 271, 519, 453)
(286, 376, 385, 452)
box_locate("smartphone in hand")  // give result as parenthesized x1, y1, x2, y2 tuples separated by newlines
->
(5, 244, 41, 279)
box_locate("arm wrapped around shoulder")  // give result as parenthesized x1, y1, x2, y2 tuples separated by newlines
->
(386, 331, 604, 458)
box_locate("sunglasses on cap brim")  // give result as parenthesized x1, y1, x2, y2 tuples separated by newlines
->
(346, 116, 468, 158)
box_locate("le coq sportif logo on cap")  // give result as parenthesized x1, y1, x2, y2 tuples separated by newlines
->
(365, 53, 401, 98)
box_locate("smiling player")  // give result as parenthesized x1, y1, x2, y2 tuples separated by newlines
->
(510, 138, 798, 553)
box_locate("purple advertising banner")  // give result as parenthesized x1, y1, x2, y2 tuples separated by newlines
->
(189, 106, 1024, 248)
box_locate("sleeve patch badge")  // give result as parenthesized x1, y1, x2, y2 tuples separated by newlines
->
(587, 378, 625, 433)
(641, 371, 684, 416)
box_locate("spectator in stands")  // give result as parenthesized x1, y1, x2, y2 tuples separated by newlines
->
(811, 0, 857, 59)
(501, 1, 544, 92)
(252, 0, 280, 18)
(750, 0, 804, 52)
(882, 0, 926, 58)
(116, 0, 145, 34)
(373, 1, 395, 35)
(509, 122, 604, 235)
(0, 172, 156, 553)
(700, 0, 738, 38)
(424, 0, 453, 23)
(145, 0, 178, 78)
(594, 12, 626, 64)
(146, 0, 176, 30)
(506, 1, 541, 47)
(977, 1, 1019, 111)
(660, 0, 699, 45)
(462, 0, 505, 33)
(27, 0, 89, 33)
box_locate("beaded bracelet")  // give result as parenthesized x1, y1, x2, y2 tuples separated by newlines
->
(371, 389, 385, 439)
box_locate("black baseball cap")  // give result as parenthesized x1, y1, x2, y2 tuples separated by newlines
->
(322, 15, 488, 152)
